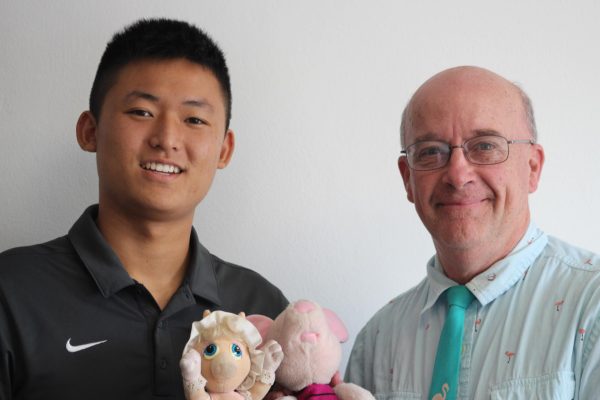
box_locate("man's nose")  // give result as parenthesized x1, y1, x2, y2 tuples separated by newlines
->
(149, 114, 183, 152)
(441, 146, 475, 189)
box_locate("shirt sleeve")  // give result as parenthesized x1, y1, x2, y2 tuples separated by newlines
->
(274, 289, 289, 315)
(577, 312, 600, 399)
(344, 325, 370, 390)
(0, 290, 14, 400)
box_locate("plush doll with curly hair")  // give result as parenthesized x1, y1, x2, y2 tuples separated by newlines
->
(180, 310, 284, 400)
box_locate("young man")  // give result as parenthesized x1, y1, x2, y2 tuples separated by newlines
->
(0, 19, 287, 399)
(345, 66, 600, 399)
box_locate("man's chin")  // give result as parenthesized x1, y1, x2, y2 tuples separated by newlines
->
(430, 223, 486, 251)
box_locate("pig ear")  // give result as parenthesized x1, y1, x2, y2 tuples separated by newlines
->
(323, 308, 348, 342)
(246, 314, 273, 339)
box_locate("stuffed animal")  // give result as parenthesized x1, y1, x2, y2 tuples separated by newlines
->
(247, 300, 375, 400)
(180, 310, 284, 400)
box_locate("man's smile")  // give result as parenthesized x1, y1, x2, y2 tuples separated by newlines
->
(140, 161, 183, 174)
(433, 190, 493, 209)
(436, 198, 488, 208)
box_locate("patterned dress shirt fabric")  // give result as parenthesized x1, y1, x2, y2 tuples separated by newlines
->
(345, 223, 600, 399)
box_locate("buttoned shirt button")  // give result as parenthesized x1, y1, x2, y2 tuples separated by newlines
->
(487, 273, 497, 281)
(160, 358, 167, 369)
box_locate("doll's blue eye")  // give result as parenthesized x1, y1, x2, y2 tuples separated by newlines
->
(203, 343, 219, 359)
(231, 343, 243, 359)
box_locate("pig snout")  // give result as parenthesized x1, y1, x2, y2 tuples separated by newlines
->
(300, 331, 319, 343)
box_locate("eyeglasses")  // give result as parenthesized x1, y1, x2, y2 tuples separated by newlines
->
(401, 134, 535, 171)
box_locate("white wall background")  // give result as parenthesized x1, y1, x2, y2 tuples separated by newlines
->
(2, 0, 599, 375)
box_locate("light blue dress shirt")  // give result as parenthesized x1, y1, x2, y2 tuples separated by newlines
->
(345, 223, 600, 399)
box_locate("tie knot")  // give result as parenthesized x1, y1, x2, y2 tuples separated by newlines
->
(446, 285, 474, 309)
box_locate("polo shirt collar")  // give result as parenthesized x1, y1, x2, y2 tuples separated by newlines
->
(68, 205, 134, 298)
(423, 222, 548, 313)
(68, 205, 222, 306)
(186, 229, 221, 306)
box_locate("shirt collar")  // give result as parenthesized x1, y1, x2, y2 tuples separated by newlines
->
(423, 222, 548, 312)
(185, 229, 221, 306)
(68, 205, 222, 306)
(68, 205, 134, 298)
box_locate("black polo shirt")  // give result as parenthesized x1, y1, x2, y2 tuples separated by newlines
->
(0, 205, 288, 400)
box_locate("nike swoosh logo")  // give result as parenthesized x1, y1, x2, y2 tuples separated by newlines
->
(66, 338, 108, 353)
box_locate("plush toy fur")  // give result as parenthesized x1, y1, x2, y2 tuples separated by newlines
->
(248, 300, 374, 400)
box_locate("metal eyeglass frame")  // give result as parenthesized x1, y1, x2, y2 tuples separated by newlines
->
(400, 134, 535, 171)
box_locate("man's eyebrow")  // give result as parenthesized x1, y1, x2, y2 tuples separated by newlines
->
(473, 129, 503, 136)
(124, 90, 159, 103)
(182, 99, 214, 111)
(124, 91, 214, 110)
(412, 129, 504, 143)
(412, 132, 441, 143)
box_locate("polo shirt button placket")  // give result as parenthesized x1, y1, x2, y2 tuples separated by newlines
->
(154, 317, 174, 395)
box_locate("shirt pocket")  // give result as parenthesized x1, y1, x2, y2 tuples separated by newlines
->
(374, 391, 421, 400)
(489, 371, 575, 400)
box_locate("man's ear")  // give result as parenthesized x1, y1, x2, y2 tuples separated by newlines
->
(217, 129, 235, 169)
(76, 111, 98, 152)
(398, 156, 415, 203)
(528, 143, 545, 193)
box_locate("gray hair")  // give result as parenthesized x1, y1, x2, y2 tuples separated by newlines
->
(515, 82, 538, 142)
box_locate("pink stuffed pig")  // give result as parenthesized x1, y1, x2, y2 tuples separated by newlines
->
(248, 300, 374, 400)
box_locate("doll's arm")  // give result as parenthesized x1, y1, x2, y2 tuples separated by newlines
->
(248, 340, 284, 400)
(180, 348, 210, 400)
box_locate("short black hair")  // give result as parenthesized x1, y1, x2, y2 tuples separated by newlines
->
(89, 18, 232, 129)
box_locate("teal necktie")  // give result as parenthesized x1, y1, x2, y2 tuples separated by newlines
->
(428, 285, 475, 400)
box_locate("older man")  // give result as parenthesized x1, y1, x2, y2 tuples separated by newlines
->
(345, 66, 600, 399)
